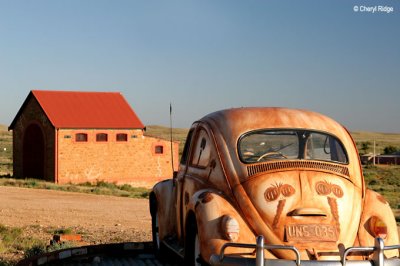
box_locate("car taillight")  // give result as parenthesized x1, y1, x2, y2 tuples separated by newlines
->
(221, 215, 240, 242)
(369, 216, 388, 239)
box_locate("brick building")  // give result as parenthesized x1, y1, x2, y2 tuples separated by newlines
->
(9, 90, 179, 187)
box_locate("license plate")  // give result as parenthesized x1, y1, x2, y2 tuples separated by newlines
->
(285, 224, 337, 242)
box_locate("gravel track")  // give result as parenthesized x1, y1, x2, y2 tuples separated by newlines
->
(0, 186, 152, 262)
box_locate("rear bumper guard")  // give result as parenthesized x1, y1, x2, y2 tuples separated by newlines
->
(209, 236, 400, 266)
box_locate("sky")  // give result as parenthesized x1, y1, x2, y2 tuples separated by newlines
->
(0, 0, 399, 132)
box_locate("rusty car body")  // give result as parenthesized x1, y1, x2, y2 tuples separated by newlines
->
(149, 107, 400, 266)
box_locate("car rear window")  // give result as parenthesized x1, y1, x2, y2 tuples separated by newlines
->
(239, 130, 348, 164)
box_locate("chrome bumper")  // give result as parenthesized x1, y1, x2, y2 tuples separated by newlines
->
(209, 236, 400, 266)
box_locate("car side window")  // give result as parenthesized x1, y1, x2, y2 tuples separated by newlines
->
(190, 129, 211, 168)
(305, 132, 347, 163)
(180, 129, 194, 165)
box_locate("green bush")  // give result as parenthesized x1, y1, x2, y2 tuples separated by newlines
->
(53, 227, 73, 235)
(0, 224, 46, 259)
(46, 241, 75, 253)
(24, 244, 46, 259)
(383, 145, 399, 155)
(0, 259, 13, 266)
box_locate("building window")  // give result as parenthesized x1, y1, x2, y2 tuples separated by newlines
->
(116, 133, 128, 142)
(155, 145, 164, 154)
(76, 133, 88, 142)
(96, 133, 108, 142)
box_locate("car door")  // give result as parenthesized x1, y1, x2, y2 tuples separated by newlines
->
(179, 127, 214, 238)
(174, 126, 196, 241)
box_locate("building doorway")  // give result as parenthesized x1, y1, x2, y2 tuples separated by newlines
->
(23, 124, 45, 179)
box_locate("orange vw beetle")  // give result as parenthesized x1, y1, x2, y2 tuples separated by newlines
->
(150, 107, 399, 266)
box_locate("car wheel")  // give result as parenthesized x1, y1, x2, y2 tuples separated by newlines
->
(193, 232, 202, 266)
(150, 198, 166, 258)
(185, 221, 205, 266)
(151, 210, 161, 252)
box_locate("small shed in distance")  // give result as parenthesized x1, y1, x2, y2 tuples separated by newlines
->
(9, 90, 179, 187)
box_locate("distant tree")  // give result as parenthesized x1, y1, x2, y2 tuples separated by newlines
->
(360, 141, 371, 154)
(383, 145, 399, 155)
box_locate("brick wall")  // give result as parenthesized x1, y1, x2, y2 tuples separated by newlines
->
(12, 97, 56, 181)
(57, 129, 179, 187)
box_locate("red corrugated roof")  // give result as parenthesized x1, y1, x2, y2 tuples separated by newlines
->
(12, 90, 144, 129)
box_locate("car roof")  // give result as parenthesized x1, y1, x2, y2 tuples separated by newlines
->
(199, 107, 348, 139)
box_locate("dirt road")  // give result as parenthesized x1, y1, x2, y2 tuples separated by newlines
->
(0, 186, 152, 247)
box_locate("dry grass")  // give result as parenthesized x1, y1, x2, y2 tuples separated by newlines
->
(352, 131, 400, 154)
(0, 178, 150, 199)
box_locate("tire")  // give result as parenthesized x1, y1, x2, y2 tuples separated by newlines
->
(151, 210, 161, 252)
(150, 197, 166, 258)
(184, 220, 206, 266)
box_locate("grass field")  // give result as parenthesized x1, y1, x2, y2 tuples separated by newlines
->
(352, 131, 400, 155)
(0, 178, 150, 198)
(363, 165, 400, 211)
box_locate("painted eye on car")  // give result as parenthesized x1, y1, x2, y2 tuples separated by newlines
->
(264, 183, 295, 202)
(315, 181, 343, 198)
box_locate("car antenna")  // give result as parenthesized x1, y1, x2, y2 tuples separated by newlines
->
(170, 103, 175, 173)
